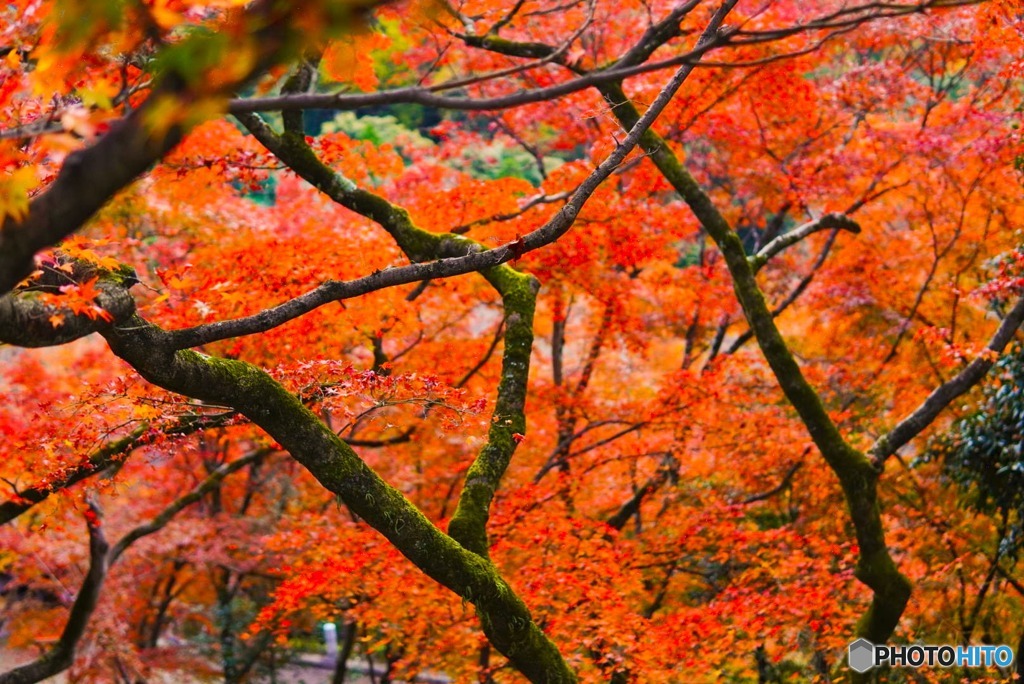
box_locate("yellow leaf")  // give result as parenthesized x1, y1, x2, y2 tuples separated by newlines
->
(323, 40, 359, 84)
(142, 93, 182, 139)
(184, 97, 228, 128)
(132, 404, 162, 420)
(96, 255, 122, 271)
(203, 43, 257, 93)
(5, 49, 21, 69)
(150, 0, 183, 30)
(31, 49, 75, 97)
(79, 83, 118, 109)
(0, 167, 39, 222)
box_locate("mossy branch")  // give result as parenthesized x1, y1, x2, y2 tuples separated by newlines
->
(236, 59, 720, 562)
(449, 269, 539, 556)
(101, 312, 575, 683)
(178, 48, 718, 351)
(236, 104, 542, 557)
(235, 111, 442, 262)
(0, 281, 137, 348)
(597, 81, 911, 643)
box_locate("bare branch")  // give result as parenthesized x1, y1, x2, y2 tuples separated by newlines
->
(0, 452, 264, 684)
(730, 0, 984, 46)
(742, 460, 803, 504)
(166, 17, 731, 351)
(725, 227, 844, 355)
(727, 183, 906, 356)
(226, 36, 727, 117)
(749, 213, 861, 273)
(344, 428, 416, 448)
(226, 0, 978, 121)
(870, 296, 1024, 464)
(451, 191, 570, 235)
(455, 319, 506, 389)
(110, 450, 268, 561)
(606, 453, 678, 531)
(488, 0, 528, 34)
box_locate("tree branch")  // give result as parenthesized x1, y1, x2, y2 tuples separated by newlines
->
(749, 213, 860, 273)
(0, 0, 327, 296)
(0, 412, 237, 526)
(725, 228, 843, 355)
(109, 450, 268, 562)
(344, 428, 415, 448)
(452, 192, 570, 235)
(225, 1, 974, 120)
(236, 91, 544, 562)
(100, 311, 576, 682)
(741, 460, 803, 504)
(166, 16, 728, 353)
(0, 106, 185, 296)
(593, 21, 911, 648)
(0, 451, 264, 684)
(78, 63, 581, 675)
(606, 454, 677, 532)
(615, 0, 703, 68)
(226, 37, 726, 117)
(0, 502, 109, 684)
(0, 281, 137, 348)
(870, 295, 1024, 464)
(455, 320, 506, 389)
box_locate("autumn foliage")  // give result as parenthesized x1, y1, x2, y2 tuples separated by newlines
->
(3, 0, 1024, 682)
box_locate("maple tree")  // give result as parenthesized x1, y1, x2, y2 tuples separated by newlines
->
(2, 0, 1024, 682)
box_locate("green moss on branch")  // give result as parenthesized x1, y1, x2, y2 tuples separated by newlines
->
(241, 111, 545, 558)
(449, 268, 539, 556)
(101, 315, 573, 682)
(598, 81, 911, 644)
(231, 112, 567, 676)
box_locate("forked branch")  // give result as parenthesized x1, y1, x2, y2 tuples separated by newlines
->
(0, 453, 265, 684)
(0, 503, 108, 684)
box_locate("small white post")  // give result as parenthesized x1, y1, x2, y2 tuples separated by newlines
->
(323, 622, 339, 663)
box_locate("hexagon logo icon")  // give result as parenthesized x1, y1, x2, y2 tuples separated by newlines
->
(848, 638, 875, 673)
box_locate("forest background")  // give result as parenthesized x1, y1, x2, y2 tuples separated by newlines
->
(3, 0, 1024, 682)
